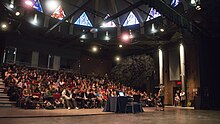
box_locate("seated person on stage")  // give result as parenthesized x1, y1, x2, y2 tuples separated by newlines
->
(80, 89, 89, 108)
(87, 90, 97, 108)
(96, 91, 104, 108)
(147, 93, 155, 107)
(62, 86, 79, 110)
(72, 88, 84, 109)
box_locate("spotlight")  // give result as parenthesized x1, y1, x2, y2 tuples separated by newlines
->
(9, 4, 14, 9)
(25, 0, 33, 7)
(119, 44, 123, 48)
(92, 46, 98, 52)
(122, 34, 130, 41)
(160, 28, 164, 32)
(191, 0, 196, 5)
(15, 11, 20, 16)
(115, 56, 121, 61)
(1, 23, 7, 29)
(46, 0, 59, 12)
(1, 23, 8, 31)
(9, 0, 14, 8)
(196, 5, 201, 10)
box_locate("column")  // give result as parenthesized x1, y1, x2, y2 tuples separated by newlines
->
(53, 55, 60, 70)
(180, 44, 185, 91)
(31, 51, 39, 67)
(159, 49, 163, 85)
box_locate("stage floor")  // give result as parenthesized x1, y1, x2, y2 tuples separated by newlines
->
(0, 107, 220, 124)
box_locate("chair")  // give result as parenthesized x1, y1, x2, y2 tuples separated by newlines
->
(53, 93, 61, 100)
(125, 95, 143, 113)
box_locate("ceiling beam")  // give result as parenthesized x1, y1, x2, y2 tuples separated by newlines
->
(110, 0, 121, 25)
(102, 0, 146, 25)
(61, 0, 146, 48)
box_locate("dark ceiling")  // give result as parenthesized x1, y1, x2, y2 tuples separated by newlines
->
(0, 0, 219, 56)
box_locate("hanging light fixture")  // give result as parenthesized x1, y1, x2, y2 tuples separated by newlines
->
(191, 0, 202, 11)
(151, 23, 157, 34)
(105, 31, 110, 41)
(9, 0, 14, 8)
(31, 14, 38, 25)
(80, 29, 86, 39)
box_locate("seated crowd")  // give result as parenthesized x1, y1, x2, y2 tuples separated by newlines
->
(1, 64, 161, 110)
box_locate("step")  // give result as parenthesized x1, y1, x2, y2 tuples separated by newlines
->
(0, 93, 8, 96)
(0, 79, 3, 82)
(0, 85, 5, 89)
(0, 103, 15, 108)
(0, 95, 9, 99)
(0, 98, 11, 101)
(0, 89, 4, 93)
(0, 101, 16, 104)
(0, 99, 16, 108)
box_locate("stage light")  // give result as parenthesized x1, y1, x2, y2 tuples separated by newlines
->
(160, 28, 164, 32)
(25, 0, 33, 7)
(191, 0, 196, 5)
(92, 46, 98, 52)
(46, 0, 59, 12)
(196, 5, 201, 10)
(122, 34, 130, 41)
(9, 4, 14, 9)
(9, 0, 14, 8)
(15, 11, 20, 16)
(1, 23, 7, 29)
(119, 44, 123, 48)
(115, 56, 121, 62)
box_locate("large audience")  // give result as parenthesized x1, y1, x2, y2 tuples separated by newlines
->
(1, 64, 161, 110)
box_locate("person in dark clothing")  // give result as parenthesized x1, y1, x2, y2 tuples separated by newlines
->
(62, 87, 78, 110)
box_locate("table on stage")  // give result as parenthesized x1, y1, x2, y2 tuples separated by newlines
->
(103, 96, 143, 113)
(103, 96, 127, 113)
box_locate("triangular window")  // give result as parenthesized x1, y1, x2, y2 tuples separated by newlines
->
(74, 12, 93, 27)
(101, 14, 116, 27)
(171, 0, 180, 7)
(146, 8, 161, 21)
(51, 5, 66, 20)
(32, 0, 43, 13)
(123, 11, 139, 26)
